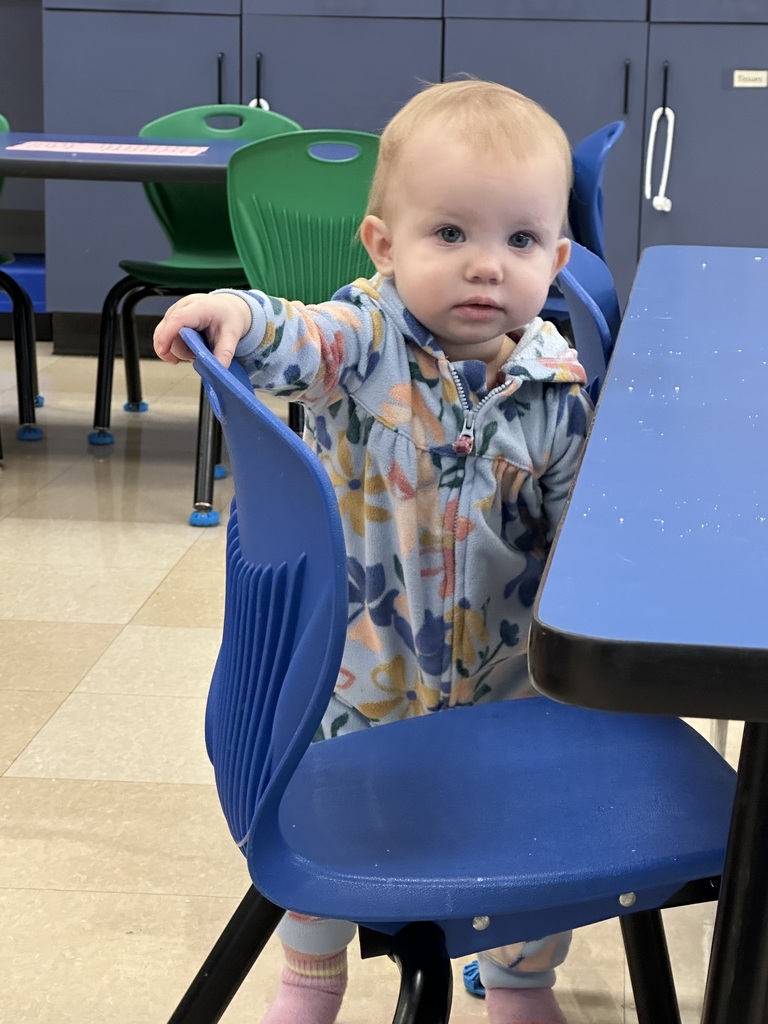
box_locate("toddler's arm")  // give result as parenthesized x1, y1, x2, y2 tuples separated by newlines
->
(154, 285, 378, 403)
(153, 293, 252, 367)
(541, 385, 594, 544)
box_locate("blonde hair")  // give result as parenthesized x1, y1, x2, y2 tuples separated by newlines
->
(366, 79, 572, 223)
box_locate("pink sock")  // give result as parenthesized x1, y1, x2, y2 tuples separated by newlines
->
(485, 986, 566, 1024)
(260, 944, 347, 1024)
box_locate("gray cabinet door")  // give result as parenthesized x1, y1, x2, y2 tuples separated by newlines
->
(443, 18, 648, 305)
(640, 24, 768, 255)
(42, 9, 240, 312)
(241, 15, 442, 133)
(0, 0, 44, 251)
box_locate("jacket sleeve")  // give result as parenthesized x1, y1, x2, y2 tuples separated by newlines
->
(219, 284, 384, 406)
(540, 384, 594, 544)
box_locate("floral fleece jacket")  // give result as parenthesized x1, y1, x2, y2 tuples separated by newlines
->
(226, 274, 593, 728)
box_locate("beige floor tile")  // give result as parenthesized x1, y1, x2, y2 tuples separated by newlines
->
(131, 568, 226, 628)
(35, 350, 194, 401)
(0, 888, 270, 1024)
(8, 444, 205, 527)
(0, 445, 77, 518)
(76, 624, 221, 697)
(0, 517, 197, 569)
(0, 777, 247, 897)
(0, 621, 120, 691)
(174, 523, 231, 573)
(0, 562, 168, 623)
(0, 690, 70, 773)
(5, 692, 211, 784)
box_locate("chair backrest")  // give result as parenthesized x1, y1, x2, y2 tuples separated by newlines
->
(0, 113, 8, 205)
(227, 129, 379, 300)
(181, 327, 348, 853)
(140, 104, 302, 264)
(556, 241, 619, 402)
(568, 120, 625, 262)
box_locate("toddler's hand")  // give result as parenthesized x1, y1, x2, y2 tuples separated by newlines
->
(153, 293, 253, 368)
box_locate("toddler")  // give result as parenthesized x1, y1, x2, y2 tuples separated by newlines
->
(154, 79, 593, 1024)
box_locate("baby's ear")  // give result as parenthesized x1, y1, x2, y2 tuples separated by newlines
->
(360, 215, 394, 277)
(551, 237, 571, 281)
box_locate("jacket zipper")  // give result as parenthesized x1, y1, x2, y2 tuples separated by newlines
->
(450, 368, 508, 455)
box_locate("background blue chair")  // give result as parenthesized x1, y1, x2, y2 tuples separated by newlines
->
(164, 302, 736, 1024)
(555, 241, 618, 403)
(569, 120, 625, 263)
(0, 112, 43, 453)
(542, 120, 625, 328)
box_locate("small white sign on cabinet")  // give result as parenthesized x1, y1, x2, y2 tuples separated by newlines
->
(733, 70, 768, 88)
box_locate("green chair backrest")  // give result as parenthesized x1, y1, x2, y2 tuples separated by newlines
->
(139, 104, 302, 264)
(227, 129, 379, 302)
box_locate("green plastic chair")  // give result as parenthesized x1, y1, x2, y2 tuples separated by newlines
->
(0, 112, 42, 455)
(227, 130, 378, 306)
(89, 104, 301, 526)
(226, 129, 378, 444)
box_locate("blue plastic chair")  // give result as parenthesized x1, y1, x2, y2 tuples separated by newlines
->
(542, 120, 625, 327)
(165, 321, 736, 1024)
(555, 242, 618, 403)
(569, 120, 625, 263)
(0, 112, 43, 451)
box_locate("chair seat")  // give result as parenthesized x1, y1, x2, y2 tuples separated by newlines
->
(252, 696, 735, 957)
(118, 257, 250, 291)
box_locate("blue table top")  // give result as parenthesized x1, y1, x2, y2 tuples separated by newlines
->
(0, 131, 247, 183)
(531, 245, 768, 721)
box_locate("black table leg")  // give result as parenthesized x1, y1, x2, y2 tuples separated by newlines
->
(701, 721, 768, 1024)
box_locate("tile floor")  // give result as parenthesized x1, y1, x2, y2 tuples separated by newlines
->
(0, 341, 743, 1024)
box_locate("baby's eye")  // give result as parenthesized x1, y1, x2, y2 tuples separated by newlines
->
(438, 226, 465, 244)
(509, 231, 536, 250)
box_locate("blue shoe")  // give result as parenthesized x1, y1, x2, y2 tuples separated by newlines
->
(462, 959, 486, 998)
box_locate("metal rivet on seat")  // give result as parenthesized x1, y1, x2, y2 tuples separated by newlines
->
(472, 916, 491, 930)
(619, 892, 637, 907)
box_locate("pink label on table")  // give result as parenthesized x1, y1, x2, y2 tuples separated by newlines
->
(7, 141, 209, 157)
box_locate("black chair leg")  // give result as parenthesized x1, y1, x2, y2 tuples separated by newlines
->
(288, 401, 304, 435)
(359, 923, 452, 1024)
(91, 275, 147, 444)
(0, 268, 41, 439)
(621, 909, 682, 1024)
(167, 886, 284, 1024)
(190, 381, 221, 526)
(119, 284, 162, 410)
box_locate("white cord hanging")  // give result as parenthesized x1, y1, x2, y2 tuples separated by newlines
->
(644, 105, 675, 213)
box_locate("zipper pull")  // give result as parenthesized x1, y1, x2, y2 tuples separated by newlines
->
(453, 412, 475, 455)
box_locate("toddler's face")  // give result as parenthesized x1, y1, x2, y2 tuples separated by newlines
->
(362, 126, 570, 365)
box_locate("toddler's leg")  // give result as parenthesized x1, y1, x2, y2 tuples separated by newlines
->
(260, 913, 356, 1024)
(478, 932, 571, 1024)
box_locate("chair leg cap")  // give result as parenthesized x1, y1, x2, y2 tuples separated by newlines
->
(463, 960, 486, 998)
(123, 401, 149, 412)
(88, 430, 114, 446)
(189, 508, 220, 527)
(17, 425, 44, 441)
(214, 463, 228, 480)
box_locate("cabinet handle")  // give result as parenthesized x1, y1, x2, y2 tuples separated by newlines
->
(248, 52, 271, 111)
(217, 52, 224, 105)
(644, 63, 675, 213)
(622, 59, 631, 116)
